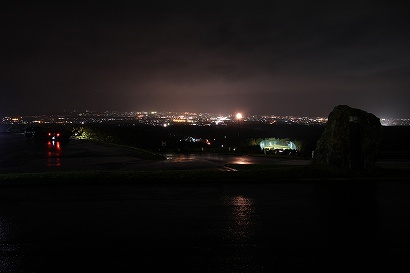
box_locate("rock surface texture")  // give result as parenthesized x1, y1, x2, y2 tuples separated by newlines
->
(313, 105, 382, 171)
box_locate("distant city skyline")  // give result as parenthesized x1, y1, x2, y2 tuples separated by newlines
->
(2, 106, 409, 120)
(2, 109, 410, 127)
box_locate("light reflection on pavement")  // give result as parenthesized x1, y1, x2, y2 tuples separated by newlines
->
(1, 133, 408, 173)
(159, 153, 311, 171)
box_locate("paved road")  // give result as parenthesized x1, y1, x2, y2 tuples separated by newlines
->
(0, 133, 311, 174)
(1, 179, 410, 272)
(1, 132, 409, 175)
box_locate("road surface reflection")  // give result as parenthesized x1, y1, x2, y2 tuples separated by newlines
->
(222, 195, 259, 241)
(47, 140, 62, 167)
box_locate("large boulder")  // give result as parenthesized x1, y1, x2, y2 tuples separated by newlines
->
(312, 105, 382, 171)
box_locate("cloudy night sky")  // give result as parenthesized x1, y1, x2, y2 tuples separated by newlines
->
(1, 1, 409, 118)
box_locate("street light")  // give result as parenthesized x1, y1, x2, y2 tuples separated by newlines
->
(236, 113, 242, 150)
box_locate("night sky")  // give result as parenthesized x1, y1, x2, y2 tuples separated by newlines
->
(2, 1, 409, 118)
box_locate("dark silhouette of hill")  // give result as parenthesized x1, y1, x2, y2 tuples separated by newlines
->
(378, 125, 410, 160)
(79, 122, 325, 157)
(4, 121, 408, 159)
(78, 122, 409, 160)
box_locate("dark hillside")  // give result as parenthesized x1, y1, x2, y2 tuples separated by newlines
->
(78, 122, 326, 157)
(378, 126, 410, 159)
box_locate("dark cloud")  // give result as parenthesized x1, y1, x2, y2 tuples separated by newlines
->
(1, 1, 409, 118)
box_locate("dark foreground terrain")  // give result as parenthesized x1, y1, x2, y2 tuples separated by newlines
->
(1, 124, 409, 272)
(1, 177, 410, 273)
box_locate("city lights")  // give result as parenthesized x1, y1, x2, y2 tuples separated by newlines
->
(6, 110, 409, 127)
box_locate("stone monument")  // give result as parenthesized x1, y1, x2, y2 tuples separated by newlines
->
(312, 105, 383, 171)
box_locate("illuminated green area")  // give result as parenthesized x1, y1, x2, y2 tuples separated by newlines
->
(259, 138, 298, 152)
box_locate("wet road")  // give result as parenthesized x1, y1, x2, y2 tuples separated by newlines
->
(1, 179, 410, 272)
(2, 132, 410, 272)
